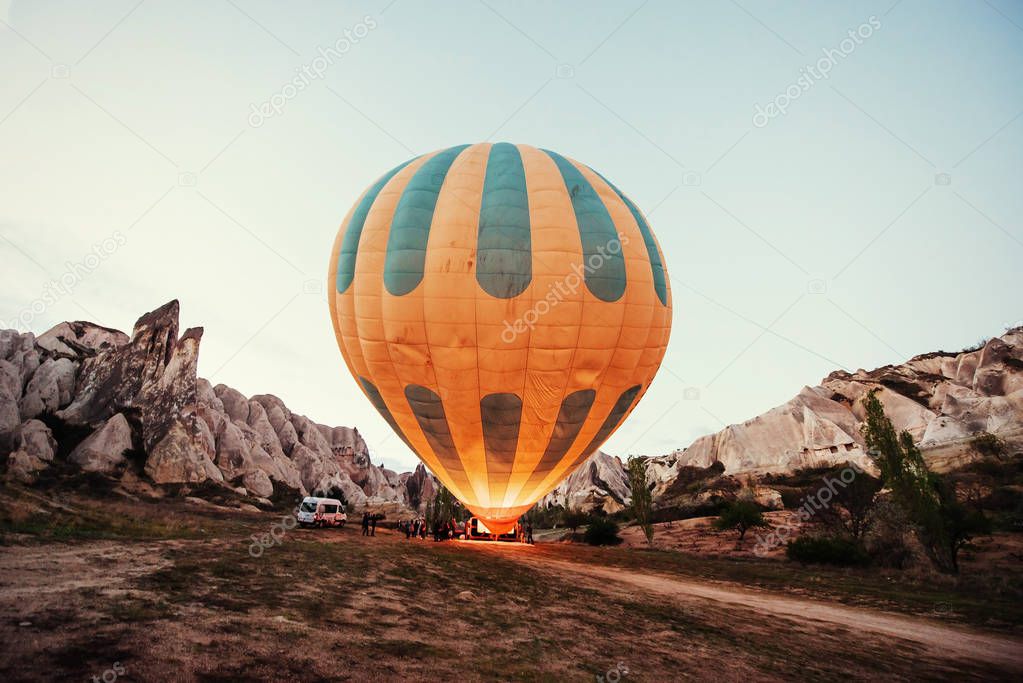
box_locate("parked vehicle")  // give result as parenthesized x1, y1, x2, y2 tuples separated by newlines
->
(297, 497, 347, 528)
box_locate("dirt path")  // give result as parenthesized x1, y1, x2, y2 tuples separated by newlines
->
(508, 553, 1023, 673)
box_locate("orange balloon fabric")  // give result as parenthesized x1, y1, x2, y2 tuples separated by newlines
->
(328, 143, 672, 533)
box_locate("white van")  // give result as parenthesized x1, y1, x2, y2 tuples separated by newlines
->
(297, 497, 347, 528)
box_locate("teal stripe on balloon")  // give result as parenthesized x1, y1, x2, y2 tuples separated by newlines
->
(335, 158, 416, 294)
(595, 172, 668, 306)
(542, 150, 626, 302)
(384, 144, 471, 296)
(477, 142, 531, 298)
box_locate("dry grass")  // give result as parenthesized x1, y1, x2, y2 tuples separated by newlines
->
(0, 492, 1021, 681)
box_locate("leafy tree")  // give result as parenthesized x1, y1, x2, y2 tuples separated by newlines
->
(862, 390, 991, 573)
(428, 485, 458, 529)
(713, 497, 768, 541)
(627, 456, 655, 544)
(563, 510, 589, 535)
(815, 465, 882, 540)
(525, 502, 564, 529)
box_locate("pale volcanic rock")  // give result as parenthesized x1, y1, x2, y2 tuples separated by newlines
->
(4, 420, 57, 484)
(0, 359, 21, 399)
(35, 321, 128, 358)
(667, 329, 1023, 476)
(214, 384, 250, 424)
(57, 301, 202, 452)
(145, 420, 223, 485)
(196, 378, 223, 412)
(250, 394, 292, 433)
(69, 413, 133, 474)
(0, 302, 450, 512)
(242, 469, 274, 498)
(0, 395, 19, 450)
(15, 419, 57, 464)
(539, 451, 631, 514)
(19, 357, 76, 420)
(547, 329, 1023, 513)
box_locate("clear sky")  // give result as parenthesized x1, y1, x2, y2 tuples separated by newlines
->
(1, 0, 1021, 473)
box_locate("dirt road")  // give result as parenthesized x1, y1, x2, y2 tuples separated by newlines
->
(501, 550, 1023, 674)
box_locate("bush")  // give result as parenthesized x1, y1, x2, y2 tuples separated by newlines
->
(972, 433, 1006, 459)
(713, 498, 769, 540)
(583, 517, 622, 546)
(786, 536, 869, 566)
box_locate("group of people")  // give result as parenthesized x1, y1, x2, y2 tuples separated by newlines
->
(362, 512, 535, 544)
(396, 517, 466, 541)
(397, 517, 429, 539)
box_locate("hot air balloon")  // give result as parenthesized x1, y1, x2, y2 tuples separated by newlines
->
(327, 143, 671, 534)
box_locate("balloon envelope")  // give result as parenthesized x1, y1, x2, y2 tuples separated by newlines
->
(328, 143, 671, 532)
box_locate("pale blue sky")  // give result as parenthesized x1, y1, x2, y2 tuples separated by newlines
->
(1, 0, 1021, 472)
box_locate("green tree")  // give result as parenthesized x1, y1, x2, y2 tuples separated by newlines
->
(428, 485, 457, 529)
(563, 510, 589, 533)
(713, 497, 768, 541)
(815, 465, 882, 540)
(861, 390, 990, 573)
(627, 456, 654, 544)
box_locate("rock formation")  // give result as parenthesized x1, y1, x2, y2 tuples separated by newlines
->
(5, 303, 1019, 518)
(545, 327, 1023, 512)
(662, 328, 1023, 479)
(538, 451, 632, 514)
(0, 301, 437, 513)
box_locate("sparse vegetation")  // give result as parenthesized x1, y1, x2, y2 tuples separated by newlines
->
(862, 390, 992, 573)
(713, 497, 769, 541)
(817, 466, 882, 540)
(627, 456, 654, 544)
(786, 536, 869, 566)
(562, 509, 589, 535)
(972, 432, 1007, 459)
(583, 516, 622, 546)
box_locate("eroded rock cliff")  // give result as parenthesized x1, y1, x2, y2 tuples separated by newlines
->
(0, 301, 436, 512)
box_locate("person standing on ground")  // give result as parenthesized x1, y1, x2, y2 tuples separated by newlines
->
(526, 521, 534, 544)
(370, 514, 377, 536)
(361, 512, 370, 537)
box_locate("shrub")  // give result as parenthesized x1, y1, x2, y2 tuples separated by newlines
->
(786, 536, 869, 566)
(583, 517, 622, 546)
(713, 498, 769, 540)
(972, 433, 1006, 459)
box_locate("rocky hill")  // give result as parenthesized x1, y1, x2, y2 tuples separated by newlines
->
(547, 327, 1023, 512)
(5, 303, 1020, 519)
(538, 451, 632, 514)
(0, 301, 437, 513)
